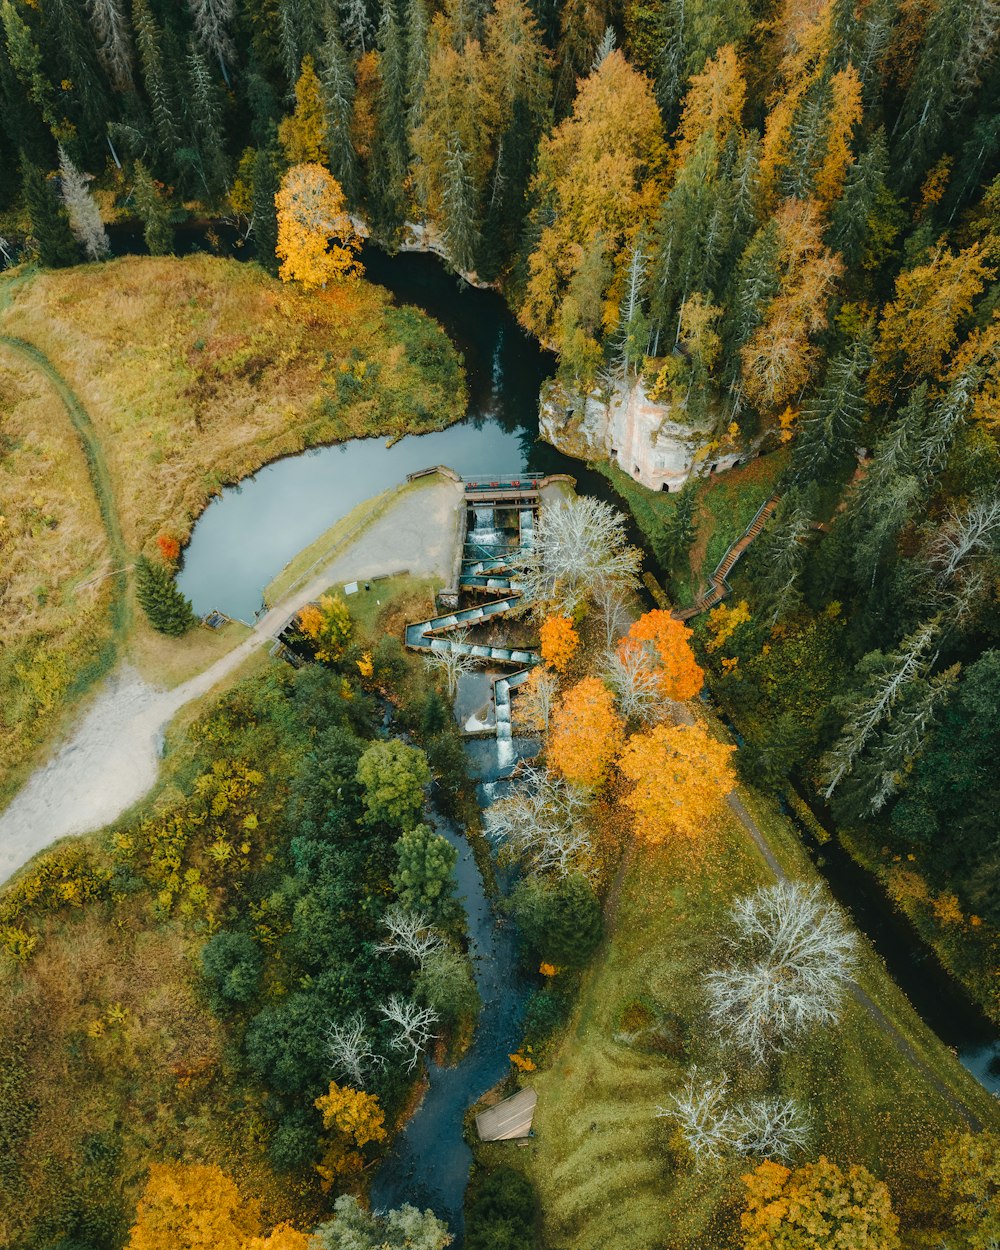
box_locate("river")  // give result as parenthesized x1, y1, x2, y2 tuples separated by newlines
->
(113, 231, 999, 1225)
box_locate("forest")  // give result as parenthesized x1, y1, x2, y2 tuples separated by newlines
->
(2, 0, 1000, 1244)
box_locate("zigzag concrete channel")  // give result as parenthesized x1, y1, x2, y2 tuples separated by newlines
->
(404, 476, 546, 746)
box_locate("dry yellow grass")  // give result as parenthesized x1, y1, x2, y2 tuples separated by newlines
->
(2, 255, 466, 551)
(0, 351, 118, 793)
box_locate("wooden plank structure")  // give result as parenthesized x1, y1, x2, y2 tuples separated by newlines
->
(475, 1088, 538, 1141)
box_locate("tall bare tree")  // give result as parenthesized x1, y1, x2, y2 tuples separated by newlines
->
(379, 995, 438, 1073)
(326, 1013, 385, 1088)
(57, 147, 109, 260)
(423, 629, 477, 697)
(704, 881, 858, 1063)
(375, 906, 448, 968)
(485, 764, 591, 877)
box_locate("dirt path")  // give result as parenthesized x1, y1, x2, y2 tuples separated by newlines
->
(0, 476, 463, 884)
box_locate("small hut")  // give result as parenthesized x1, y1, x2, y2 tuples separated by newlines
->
(475, 1088, 538, 1142)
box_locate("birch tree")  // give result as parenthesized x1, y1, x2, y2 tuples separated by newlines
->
(379, 995, 438, 1072)
(57, 146, 109, 260)
(485, 764, 592, 877)
(326, 1013, 385, 1088)
(509, 496, 641, 616)
(602, 643, 679, 725)
(704, 881, 859, 1063)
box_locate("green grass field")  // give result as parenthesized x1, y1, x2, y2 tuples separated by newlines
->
(487, 776, 997, 1250)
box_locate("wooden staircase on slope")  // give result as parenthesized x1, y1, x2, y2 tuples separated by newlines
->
(673, 493, 781, 621)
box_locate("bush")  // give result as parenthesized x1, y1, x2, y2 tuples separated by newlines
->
(465, 1166, 539, 1250)
(201, 930, 262, 1010)
(135, 555, 196, 636)
(510, 874, 603, 969)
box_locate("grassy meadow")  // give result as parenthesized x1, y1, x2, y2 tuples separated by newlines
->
(477, 778, 998, 1250)
(0, 256, 466, 551)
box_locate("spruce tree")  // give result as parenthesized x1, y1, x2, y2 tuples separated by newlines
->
(441, 135, 477, 274)
(317, 19, 359, 203)
(373, 0, 407, 228)
(133, 0, 180, 155)
(135, 555, 196, 635)
(22, 162, 78, 267)
(186, 41, 229, 199)
(132, 159, 174, 254)
(251, 141, 280, 273)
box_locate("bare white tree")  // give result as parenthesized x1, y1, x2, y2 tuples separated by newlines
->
(326, 1013, 385, 1089)
(509, 496, 642, 617)
(602, 641, 677, 725)
(512, 666, 558, 734)
(88, 0, 134, 90)
(423, 629, 477, 697)
(375, 906, 448, 968)
(704, 882, 859, 1064)
(592, 576, 632, 649)
(731, 1097, 810, 1160)
(925, 497, 1000, 587)
(187, 0, 235, 76)
(485, 764, 592, 877)
(58, 147, 109, 261)
(655, 1069, 735, 1165)
(379, 995, 439, 1073)
(656, 1070, 809, 1164)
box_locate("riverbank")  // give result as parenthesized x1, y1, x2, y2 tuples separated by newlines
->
(0, 472, 461, 884)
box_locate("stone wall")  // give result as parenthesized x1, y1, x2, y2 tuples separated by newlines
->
(539, 377, 752, 493)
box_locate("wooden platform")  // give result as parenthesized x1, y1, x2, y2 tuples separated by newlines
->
(475, 1088, 538, 1141)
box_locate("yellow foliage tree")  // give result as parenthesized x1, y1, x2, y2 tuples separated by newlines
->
(314, 1081, 389, 1148)
(244, 1224, 312, 1250)
(618, 721, 735, 845)
(127, 1163, 260, 1250)
(814, 65, 863, 208)
(275, 163, 363, 290)
(741, 1157, 901, 1249)
(278, 56, 329, 164)
(623, 610, 704, 701)
(872, 241, 995, 397)
(929, 1130, 1000, 1250)
(539, 614, 580, 673)
(671, 44, 746, 173)
(706, 600, 751, 652)
(548, 676, 624, 788)
(297, 593, 353, 662)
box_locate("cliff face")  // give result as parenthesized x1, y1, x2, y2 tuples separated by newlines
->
(539, 377, 751, 492)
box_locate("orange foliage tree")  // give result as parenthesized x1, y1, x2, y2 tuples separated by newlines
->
(618, 721, 735, 845)
(741, 1157, 900, 1249)
(539, 614, 580, 673)
(275, 163, 363, 290)
(156, 533, 180, 563)
(548, 676, 624, 788)
(126, 1162, 260, 1250)
(314, 1080, 389, 1148)
(623, 610, 704, 701)
(244, 1225, 312, 1250)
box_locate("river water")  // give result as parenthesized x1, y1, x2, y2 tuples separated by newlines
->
(125, 233, 998, 1226)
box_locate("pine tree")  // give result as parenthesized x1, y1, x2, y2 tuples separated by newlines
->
(404, 0, 430, 130)
(373, 0, 408, 226)
(792, 335, 871, 480)
(132, 159, 174, 254)
(317, 21, 359, 203)
(88, 0, 134, 91)
(135, 555, 196, 635)
(186, 42, 229, 199)
(829, 126, 898, 269)
(442, 134, 477, 272)
(133, 0, 180, 154)
(57, 145, 109, 260)
(1, 0, 60, 134)
(278, 54, 329, 164)
(22, 162, 78, 267)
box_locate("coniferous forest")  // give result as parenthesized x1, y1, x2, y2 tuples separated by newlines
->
(2, 0, 1000, 1246)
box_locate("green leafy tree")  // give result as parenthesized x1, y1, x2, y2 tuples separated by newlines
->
(391, 822, 458, 923)
(510, 873, 602, 969)
(313, 1194, 452, 1250)
(356, 740, 431, 829)
(465, 1166, 538, 1250)
(201, 930, 263, 1009)
(929, 1130, 1000, 1249)
(135, 555, 195, 636)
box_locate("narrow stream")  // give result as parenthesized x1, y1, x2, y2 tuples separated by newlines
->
(369, 732, 538, 1237)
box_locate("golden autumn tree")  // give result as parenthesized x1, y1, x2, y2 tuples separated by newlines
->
(520, 49, 664, 369)
(814, 65, 863, 207)
(872, 241, 995, 397)
(244, 1225, 312, 1250)
(670, 44, 746, 174)
(741, 1157, 901, 1250)
(515, 665, 559, 732)
(278, 55, 328, 164)
(548, 676, 624, 788)
(297, 593, 353, 662)
(275, 163, 363, 290)
(126, 1163, 260, 1250)
(618, 721, 735, 845)
(315, 1081, 389, 1148)
(539, 614, 580, 673)
(622, 610, 704, 701)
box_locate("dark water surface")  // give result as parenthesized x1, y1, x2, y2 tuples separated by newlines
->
(176, 246, 606, 621)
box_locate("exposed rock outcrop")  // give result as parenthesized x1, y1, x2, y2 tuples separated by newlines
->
(539, 376, 754, 493)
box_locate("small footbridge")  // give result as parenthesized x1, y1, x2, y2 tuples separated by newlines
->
(405, 475, 543, 678)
